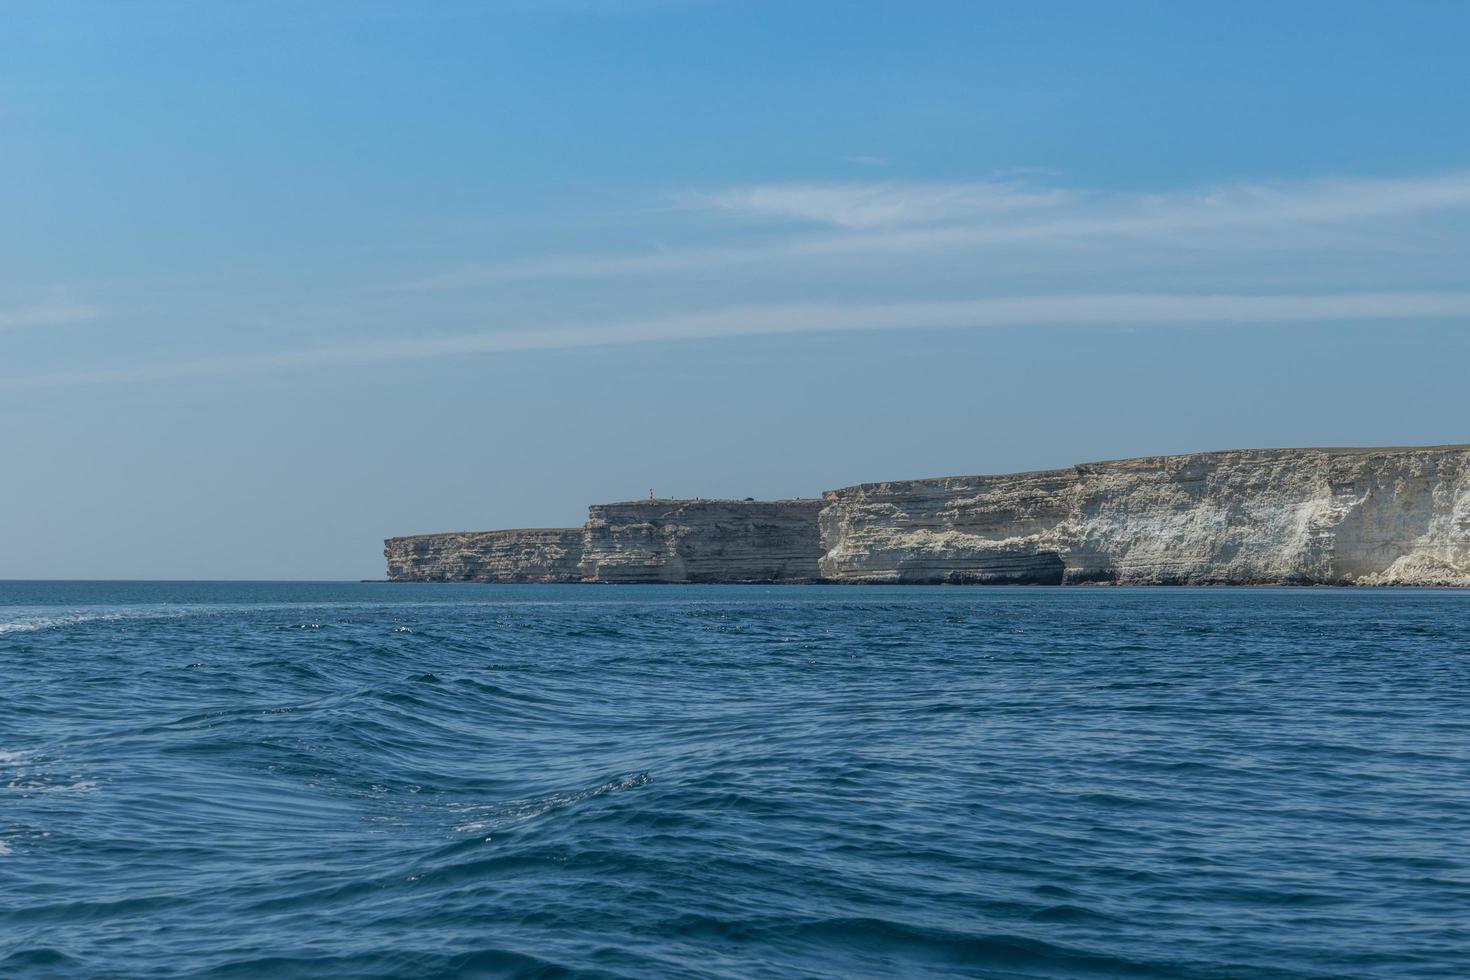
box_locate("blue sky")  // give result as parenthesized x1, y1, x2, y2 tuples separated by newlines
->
(4, 1, 1469, 578)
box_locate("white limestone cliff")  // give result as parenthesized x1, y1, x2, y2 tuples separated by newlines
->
(818, 446, 1470, 585)
(383, 529, 583, 583)
(384, 446, 1470, 586)
(579, 499, 824, 583)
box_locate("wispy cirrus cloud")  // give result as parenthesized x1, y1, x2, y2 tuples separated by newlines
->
(12, 172, 1465, 393)
(686, 179, 1071, 229)
(0, 299, 99, 330)
(5, 290, 1466, 390)
(693, 171, 1470, 230)
(403, 170, 1470, 289)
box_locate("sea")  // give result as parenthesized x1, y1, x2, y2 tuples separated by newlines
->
(2, 582, 1467, 979)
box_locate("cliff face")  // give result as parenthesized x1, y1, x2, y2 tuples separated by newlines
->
(383, 529, 583, 583)
(384, 446, 1470, 586)
(579, 499, 824, 583)
(818, 447, 1470, 586)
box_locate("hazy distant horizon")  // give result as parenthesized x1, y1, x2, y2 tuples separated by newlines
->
(4, 1, 1469, 579)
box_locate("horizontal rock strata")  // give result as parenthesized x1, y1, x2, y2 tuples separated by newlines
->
(385, 445, 1470, 586)
(580, 499, 824, 583)
(383, 528, 583, 583)
(819, 446, 1470, 585)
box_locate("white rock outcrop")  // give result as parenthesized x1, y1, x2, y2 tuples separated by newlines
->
(579, 499, 824, 583)
(383, 529, 584, 583)
(818, 446, 1470, 585)
(385, 446, 1470, 586)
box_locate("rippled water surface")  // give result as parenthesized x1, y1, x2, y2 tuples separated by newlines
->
(3, 583, 1469, 978)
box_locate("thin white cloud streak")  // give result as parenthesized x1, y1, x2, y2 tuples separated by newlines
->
(693, 172, 1470, 230)
(4, 291, 1467, 391)
(0, 299, 99, 329)
(403, 171, 1470, 288)
(690, 179, 1071, 228)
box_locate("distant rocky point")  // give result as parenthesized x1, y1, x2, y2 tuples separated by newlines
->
(384, 446, 1470, 586)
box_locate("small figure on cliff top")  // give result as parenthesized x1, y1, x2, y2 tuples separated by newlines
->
(649, 488, 655, 500)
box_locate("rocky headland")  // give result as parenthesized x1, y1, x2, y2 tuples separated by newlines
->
(579, 499, 824, 583)
(383, 528, 583, 583)
(385, 445, 1470, 586)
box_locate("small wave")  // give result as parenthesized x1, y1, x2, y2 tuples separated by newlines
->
(451, 772, 652, 834)
(1, 748, 95, 797)
(0, 614, 91, 634)
(3, 775, 98, 799)
(5, 777, 97, 795)
(0, 607, 191, 635)
(199, 947, 570, 977)
(1028, 903, 1118, 924)
(1, 948, 80, 969)
(768, 916, 1176, 976)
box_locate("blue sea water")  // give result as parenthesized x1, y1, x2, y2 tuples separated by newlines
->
(2, 583, 1468, 979)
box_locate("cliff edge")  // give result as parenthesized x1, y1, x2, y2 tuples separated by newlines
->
(580, 499, 824, 583)
(385, 445, 1470, 586)
(820, 446, 1470, 585)
(383, 528, 583, 583)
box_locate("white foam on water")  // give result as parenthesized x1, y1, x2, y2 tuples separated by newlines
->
(451, 772, 652, 834)
(0, 615, 67, 634)
(0, 606, 191, 635)
(4, 778, 97, 795)
(0, 839, 12, 857)
(1, 748, 95, 796)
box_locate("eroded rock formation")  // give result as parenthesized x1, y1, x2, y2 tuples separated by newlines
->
(383, 528, 583, 583)
(819, 447, 1470, 585)
(579, 499, 824, 583)
(384, 446, 1470, 586)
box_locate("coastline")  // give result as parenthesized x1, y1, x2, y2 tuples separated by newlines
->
(382, 444, 1470, 590)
